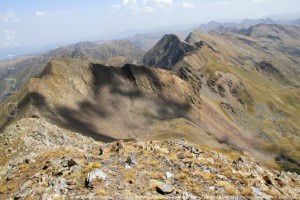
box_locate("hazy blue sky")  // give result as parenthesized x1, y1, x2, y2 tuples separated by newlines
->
(0, 0, 299, 57)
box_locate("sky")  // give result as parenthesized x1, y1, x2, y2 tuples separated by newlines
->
(0, 0, 299, 58)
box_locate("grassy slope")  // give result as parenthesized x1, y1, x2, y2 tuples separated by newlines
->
(183, 31, 300, 172)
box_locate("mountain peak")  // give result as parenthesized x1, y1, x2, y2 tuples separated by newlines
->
(142, 34, 201, 69)
(161, 34, 181, 41)
(185, 32, 199, 44)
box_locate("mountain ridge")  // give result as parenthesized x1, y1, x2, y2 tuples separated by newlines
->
(1, 23, 300, 174)
(0, 39, 146, 102)
(0, 22, 300, 199)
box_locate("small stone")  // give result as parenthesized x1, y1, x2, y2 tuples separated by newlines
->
(149, 179, 174, 195)
(124, 163, 132, 169)
(110, 142, 123, 153)
(156, 183, 174, 195)
(177, 153, 185, 160)
(209, 186, 215, 190)
(137, 142, 145, 149)
(176, 162, 185, 170)
(154, 145, 169, 154)
(166, 172, 174, 179)
(54, 171, 63, 177)
(191, 147, 200, 154)
(67, 159, 77, 168)
(252, 187, 262, 196)
(217, 174, 227, 180)
(5, 171, 13, 181)
(126, 155, 137, 166)
(70, 165, 81, 173)
(52, 177, 67, 194)
(67, 185, 76, 190)
(117, 184, 125, 190)
(86, 169, 107, 188)
(182, 192, 197, 200)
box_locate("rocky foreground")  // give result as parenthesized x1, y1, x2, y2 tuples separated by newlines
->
(0, 118, 299, 199)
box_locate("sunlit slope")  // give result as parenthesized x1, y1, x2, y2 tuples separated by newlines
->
(180, 26, 300, 172)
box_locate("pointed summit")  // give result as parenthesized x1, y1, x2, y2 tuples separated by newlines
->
(142, 34, 198, 70)
(185, 32, 199, 44)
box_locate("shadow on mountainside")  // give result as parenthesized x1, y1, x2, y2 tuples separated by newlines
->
(53, 63, 196, 140)
(16, 92, 117, 142)
(89, 63, 194, 120)
(56, 106, 116, 142)
(1, 62, 196, 143)
(28, 92, 117, 142)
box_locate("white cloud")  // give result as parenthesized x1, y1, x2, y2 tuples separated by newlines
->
(177, 1, 195, 8)
(143, 0, 174, 5)
(35, 11, 47, 16)
(35, 10, 80, 17)
(123, 0, 137, 6)
(138, 6, 157, 13)
(252, 0, 270, 3)
(115, 0, 174, 13)
(215, 0, 230, 5)
(112, 4, 122, 10)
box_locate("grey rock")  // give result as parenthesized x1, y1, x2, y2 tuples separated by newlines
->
(126, 155, 137, 166)
(52, 177, 67, 194)
(156, 182, 174, 195)
(70, 165, 81, 173)
(124, 163, 132, 169)
(182, 192, 198, 200)
(67, 159, 77, 168)
(217, 174, 227, 180)
(166, 172, 174, 179)
(86, 169, 107, 188)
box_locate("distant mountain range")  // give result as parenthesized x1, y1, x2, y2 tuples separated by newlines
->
(198, 17, 300, 33)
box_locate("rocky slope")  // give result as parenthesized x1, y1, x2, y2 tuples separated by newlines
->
(0, 118, 299, 199)
(141, 24, 300, 173)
